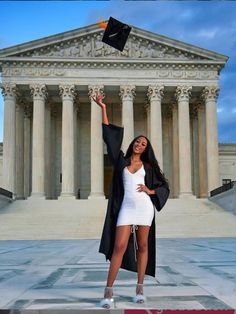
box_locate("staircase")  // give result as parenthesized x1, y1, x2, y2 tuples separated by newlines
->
(0, 198, 236, 240)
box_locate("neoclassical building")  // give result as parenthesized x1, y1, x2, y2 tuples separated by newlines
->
(0, 23, 229, 201)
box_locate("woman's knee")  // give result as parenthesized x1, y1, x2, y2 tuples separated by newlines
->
(138, 242, 148, 254)
(113, 241, 127, 254)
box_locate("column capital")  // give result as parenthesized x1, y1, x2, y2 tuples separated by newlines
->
(88, 85, 104, 98)
(119, 85, 136, 101)
(30, 84, 47, 100)
(1, 83, 18, 100)
(201, 86, 219, 102)
(59, 84, 76, 100)
(147, 85, 164, 101)
(175, 85, 192, 102)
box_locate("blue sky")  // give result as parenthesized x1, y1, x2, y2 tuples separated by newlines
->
(0, 0, 236, 143)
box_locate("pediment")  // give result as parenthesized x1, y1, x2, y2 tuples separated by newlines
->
(0, 23, 228, 63)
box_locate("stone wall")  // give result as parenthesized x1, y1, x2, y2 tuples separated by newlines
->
(218, 143, 236, 184)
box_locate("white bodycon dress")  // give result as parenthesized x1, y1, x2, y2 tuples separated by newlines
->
(116, 164, 154, 227)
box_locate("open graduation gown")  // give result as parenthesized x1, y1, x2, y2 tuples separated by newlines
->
(98, 123, 170, 278)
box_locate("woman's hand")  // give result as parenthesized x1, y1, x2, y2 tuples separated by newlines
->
(136, 184, 155, 195)
(91, 92, 109, 124)
(91, 93, 106, 108)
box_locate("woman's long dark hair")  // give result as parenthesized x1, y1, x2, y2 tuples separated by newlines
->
(124, 135, 169, 185)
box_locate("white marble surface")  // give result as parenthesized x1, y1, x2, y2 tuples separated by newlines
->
(0, 238, 235, 310)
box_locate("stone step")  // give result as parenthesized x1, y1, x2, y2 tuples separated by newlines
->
(0, 198, 236, 239)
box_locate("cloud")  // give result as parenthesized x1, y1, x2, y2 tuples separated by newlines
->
(196, 28, 219, 39)
(0, 1, 236, 143)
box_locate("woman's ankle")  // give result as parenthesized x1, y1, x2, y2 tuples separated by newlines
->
(136, 283, 144, 295)
(104, 286, 113, 298)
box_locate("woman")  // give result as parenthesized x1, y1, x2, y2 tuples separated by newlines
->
(92, 93, 170, 309)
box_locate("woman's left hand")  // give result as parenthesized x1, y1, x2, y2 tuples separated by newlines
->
(136, 184, 151, 195)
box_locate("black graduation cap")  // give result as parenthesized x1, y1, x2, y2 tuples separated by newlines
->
(102, 17, 132, 52)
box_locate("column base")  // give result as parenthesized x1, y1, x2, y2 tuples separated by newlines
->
(28, 192, 46, 199)
(14, 196, 25, 200)
(88, 192, 105, 199)
(179, 193, 196, 199)
(58, 193, 77, 200)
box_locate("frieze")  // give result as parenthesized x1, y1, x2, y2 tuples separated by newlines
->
(1, 64, 219, 80)
(2, 67, 66, 77)
(13, 33, 208, 61)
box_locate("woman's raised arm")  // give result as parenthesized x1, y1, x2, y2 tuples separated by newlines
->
(91, 93, 124, 165)
(91, 93, 109, 125)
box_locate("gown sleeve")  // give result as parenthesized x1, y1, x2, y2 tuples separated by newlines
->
(150, 167, 170, 211)
(102, 123, 124, 166)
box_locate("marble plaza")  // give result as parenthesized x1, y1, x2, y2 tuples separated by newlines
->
(0, 238, 236, 310)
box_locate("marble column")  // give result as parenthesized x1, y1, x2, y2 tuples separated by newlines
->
(45, 102, 51, 199)
(58, 84, 76, 199)
(197, 103, 208, 198)
(144, 103, 150, 139)
(120, 85, 135, 152)
(29, 84, 47, 198)
(175, 85, 195, 198)
(50, 104, 58, 199)
(147, 85, 164, 170)
(23, 103, 32, 198)
(1, 83, 17, 197)
(74, 102, 80, 199)
(201, 86, 220, 194)
(172, 102, 179, 198)
(88, 85, 105, 199)
(15, 100, 25, 199)
(190, 104, 199, 197)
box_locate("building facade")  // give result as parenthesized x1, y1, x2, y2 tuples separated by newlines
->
(0, 23, 230, 200)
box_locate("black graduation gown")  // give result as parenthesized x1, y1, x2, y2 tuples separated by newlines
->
(98, 123, 170, 278)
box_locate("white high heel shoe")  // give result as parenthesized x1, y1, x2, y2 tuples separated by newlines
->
(132, 283, 146, 303)
(99, 286, 114, 309)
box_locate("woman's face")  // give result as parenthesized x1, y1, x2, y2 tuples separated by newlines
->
(132, 136, 148, 155)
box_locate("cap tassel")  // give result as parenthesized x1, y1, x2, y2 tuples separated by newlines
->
(98, 19, 108, 29)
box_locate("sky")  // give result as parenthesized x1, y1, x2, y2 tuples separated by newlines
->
(0, 0, 236, 143)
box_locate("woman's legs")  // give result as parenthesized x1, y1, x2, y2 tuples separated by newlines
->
(136, 225, 150, 286)
(105, 225, 131, 290)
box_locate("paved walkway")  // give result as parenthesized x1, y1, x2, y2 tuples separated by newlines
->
(0, 238, 236, 310)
